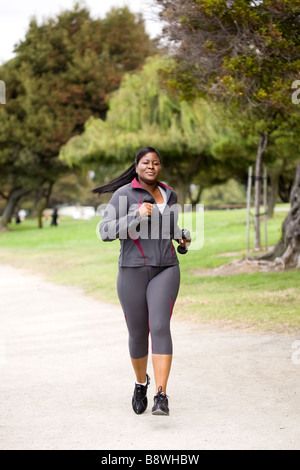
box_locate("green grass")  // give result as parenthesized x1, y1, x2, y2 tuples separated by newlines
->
(0, 206, 299, 332)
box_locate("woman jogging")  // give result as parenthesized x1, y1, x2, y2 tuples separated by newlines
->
(92, 147, 190, 416)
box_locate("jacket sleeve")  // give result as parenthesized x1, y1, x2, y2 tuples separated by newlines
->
(99, 190, 142, 242)
(170, 192, 183, 240)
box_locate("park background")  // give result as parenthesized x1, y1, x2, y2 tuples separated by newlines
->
(1, 0, 300, 333)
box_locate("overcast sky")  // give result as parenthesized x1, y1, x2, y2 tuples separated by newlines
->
(0, 0, 162, 64)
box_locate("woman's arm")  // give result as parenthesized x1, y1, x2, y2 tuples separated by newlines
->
(99, 191, 142, 242)
(99, 189, 154, 242)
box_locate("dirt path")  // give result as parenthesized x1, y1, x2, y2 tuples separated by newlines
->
(0, 264, 299, 450)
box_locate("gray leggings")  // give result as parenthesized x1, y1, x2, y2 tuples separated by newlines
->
(117, 265, 180, 359)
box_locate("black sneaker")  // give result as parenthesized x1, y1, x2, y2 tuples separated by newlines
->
(152, 386, 169, 416)
(132, 374, 150, 415)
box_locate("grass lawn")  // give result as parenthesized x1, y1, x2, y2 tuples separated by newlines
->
(0, 205, 299, 332)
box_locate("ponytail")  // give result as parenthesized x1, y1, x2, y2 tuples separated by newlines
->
(91, 163, 136, 195)
(91, 147, 162, 195)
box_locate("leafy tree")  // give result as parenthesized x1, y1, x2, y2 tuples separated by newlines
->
(0, 4, 155, 231)
(155, 0, 300, 249)
(262, 111, 300, 215)
(0, 59, 37, 229)
(201, 178, 247, 207)
(61, 55, 253, 205)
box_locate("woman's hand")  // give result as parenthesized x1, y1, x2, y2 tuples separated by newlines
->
(138, 203, 154, 217)
(178, 237, 191, 248)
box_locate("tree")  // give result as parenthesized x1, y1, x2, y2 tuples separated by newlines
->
(0, 4, 155, 231)
(60, 55, 251, 205)
(260, 163, 300, 269)
(263, 111, 300, 216)
(0, 58, 37, 229)
(155, 0, 300, 249)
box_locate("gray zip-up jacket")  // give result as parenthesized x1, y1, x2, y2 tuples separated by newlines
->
(99, 177, 182, 267)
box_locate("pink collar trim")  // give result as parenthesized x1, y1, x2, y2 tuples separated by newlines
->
(131, 177, 172, 190)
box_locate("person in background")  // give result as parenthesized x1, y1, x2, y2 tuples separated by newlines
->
(51, 207, 58, 226)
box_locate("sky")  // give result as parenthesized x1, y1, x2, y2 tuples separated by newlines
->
(0, 0, 163, 64)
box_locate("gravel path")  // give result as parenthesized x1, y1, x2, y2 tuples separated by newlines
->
(0, 264, 299, 450)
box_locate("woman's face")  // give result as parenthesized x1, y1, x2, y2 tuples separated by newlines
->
(135, 152, 161, 184)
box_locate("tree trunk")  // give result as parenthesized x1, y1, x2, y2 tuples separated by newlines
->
(176, 180, 188, 207)
(162, 168, 187, 208)
(254, 133, 268, 251)
(162, 154, 204, 208)
(0, 188, 30, 232)
(37, 182, 54, 228)
(267, 168, 280, 218)
(260, 162, 300, 269)
(187, 184, 203, 210)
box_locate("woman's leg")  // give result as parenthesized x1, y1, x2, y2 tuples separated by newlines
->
(117, 266, 152, 414)
(151, 354, 172, 394)
(146, 265, 180, 394)
(131, 355, 148, 384)
(117, 267, 150, 379)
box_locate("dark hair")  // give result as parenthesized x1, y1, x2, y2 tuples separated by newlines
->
(91, 147, 162, 195)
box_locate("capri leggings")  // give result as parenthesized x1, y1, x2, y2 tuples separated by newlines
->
(117, 265, 180, 359)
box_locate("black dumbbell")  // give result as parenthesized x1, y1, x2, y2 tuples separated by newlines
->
(177, 229, 190, 254)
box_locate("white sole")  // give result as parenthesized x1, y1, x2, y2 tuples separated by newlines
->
(151, 409, 169, 416)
